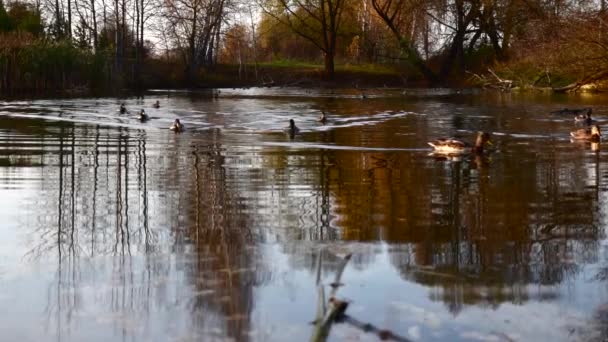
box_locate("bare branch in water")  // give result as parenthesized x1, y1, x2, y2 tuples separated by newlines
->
(339, 314, 412, 342)
(311, 251, 351, 342)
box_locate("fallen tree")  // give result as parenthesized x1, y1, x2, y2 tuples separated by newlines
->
(466, 68, 514, 91)
(552, 69, 608, 93)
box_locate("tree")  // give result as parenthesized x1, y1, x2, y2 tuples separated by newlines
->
(0, 0, 11, 32)
(258, 0, 347, 79)
(220, 24, 250, 78)
(0, 1, 43, 36)
(371, 0, 437, 83)
(162, 0, 227, 84)
(370, 0, 533, 83)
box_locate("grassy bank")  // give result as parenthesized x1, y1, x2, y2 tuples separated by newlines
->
(142, 60, 417, 90)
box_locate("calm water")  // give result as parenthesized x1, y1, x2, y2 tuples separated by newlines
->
(1, 88, 608, 341)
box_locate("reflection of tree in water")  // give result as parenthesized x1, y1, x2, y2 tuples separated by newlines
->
(10, 97, 608, 332)
(252, 147, 341, 242)
(183, 142, 270, 341)
(581, 243, 608, 341)
(575, 300, 608, 342)
(22, 124, 264, 340)
(281, 242, 377, 274)
(320, 119, 604, 313)
(387, 151, 602, 314)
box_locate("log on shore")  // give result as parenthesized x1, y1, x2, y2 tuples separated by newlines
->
(553, 69, 608, 93)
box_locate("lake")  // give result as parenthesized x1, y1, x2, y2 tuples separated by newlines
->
(0, 88, 607, 341)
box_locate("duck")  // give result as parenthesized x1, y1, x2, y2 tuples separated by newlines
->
(318, 111, 327, 124)
(170, 119, 184, 132)
(287, 119, 299, 136)
(570, 125, 601, 142)
(574, 111, 593, 125)
(119, 103, 127, 114)
(153, 100, 160, 109)
(428, 131, 493, 154)
(138, 109, 148, 122)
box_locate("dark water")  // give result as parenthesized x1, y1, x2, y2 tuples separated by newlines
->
(1, 88, 608, 341)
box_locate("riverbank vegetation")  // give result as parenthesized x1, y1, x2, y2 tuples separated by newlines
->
(0, 0, 606, 94)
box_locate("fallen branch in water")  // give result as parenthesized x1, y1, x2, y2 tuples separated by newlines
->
(310, 250, 411, 342)
(338, 314, 411, 342)
(311, 250, 351, 342)
(553, 69, 608, 93)
(466, 68, 513, 91)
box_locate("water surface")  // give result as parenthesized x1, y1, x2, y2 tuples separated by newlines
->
(1, 88, 608, 341)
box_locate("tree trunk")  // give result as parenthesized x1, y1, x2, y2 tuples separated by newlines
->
(214, 23, 220, 65)
(187, 6, 198, 86)
(134, 0, 140, 88)
(139, 0, 144, 85)
(91, 0, 98, 50)
(102, 0, 107, 41)
(67, 0, 72, 39)
(248, 4, 258, 80)
(500, 0, 517, 60)
(324, 52, 335, 79)
(55, 0, 62, 38)
(114, 0, 121, 74)
(553, 69, 608, 93)
(121, 0, 126, 74)
(439, 0, 472, 79)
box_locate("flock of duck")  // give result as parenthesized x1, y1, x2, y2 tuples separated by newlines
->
(120, 101, 599, 155)
(119, 100, 183, 132)
(426, 107, 600, 155)
(288, 107, 600, 156)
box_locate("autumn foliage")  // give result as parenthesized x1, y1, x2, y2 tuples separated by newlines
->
(0, 0, 607, 92)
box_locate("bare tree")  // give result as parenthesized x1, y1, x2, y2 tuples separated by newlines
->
(162, 0, 228, 84)
(247, 2, 258, 80)
(371, 0, 437, 82)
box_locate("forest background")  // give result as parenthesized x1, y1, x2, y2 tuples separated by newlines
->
(0, 0, 606, 94)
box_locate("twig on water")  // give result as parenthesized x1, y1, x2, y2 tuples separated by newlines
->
(310, 249, 412, 342)
(338, 314, 411, 342)
(311, 250, 351, 342)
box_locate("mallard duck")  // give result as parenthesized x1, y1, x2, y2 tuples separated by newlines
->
(574, 111, 593, 125)
(287, 119, 299, 137)
(119, 103, 127, 114)
(170, 119, 183, 132)
(428, 131, 492, 154)
(153, 100, 160, 109)
(570, 125, 601, 142)
(318, 111, 327, 124)
(138, 109, 148, 122)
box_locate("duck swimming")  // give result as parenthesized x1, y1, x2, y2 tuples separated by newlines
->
(318, 111, 327, 124)
(119, 103, 127, 114)
(428, 132, 492, 154)
(170, 119, 184, 132)
(574, 111, 593, 125)
(570, 125, 601, 142)
(287, 119, 299, 137)
(138, 109, 148, 122)
(153, 100, 160, 109)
